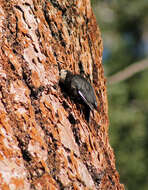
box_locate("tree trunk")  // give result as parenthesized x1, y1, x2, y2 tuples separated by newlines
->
(0, 0, 124, 189)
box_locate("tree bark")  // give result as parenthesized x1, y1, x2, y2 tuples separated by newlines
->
(0, 0, 124, 189)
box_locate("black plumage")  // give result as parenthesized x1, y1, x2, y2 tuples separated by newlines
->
(60, 70, 97, 121)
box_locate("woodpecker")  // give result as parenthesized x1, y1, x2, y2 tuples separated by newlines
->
(59, 70, 97, 120)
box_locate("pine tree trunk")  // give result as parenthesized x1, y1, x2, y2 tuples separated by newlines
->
(0, 0, 124, 189)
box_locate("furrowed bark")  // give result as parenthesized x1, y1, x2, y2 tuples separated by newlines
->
(0, 0, 124, 189)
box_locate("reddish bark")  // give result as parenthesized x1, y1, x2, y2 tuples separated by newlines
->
(0, 0, 124, 189)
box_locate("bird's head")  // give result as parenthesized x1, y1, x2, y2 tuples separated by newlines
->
(60, 69, 73, 83)
(60, 70, 68, 83)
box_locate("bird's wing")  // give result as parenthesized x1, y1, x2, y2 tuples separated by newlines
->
(78, 90, 94, 110)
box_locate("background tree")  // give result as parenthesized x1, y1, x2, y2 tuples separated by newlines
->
(92, 0, 148, 190)
(0, 0, 124, 189)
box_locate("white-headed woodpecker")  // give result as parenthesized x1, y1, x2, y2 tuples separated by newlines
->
(60, 70, 97, 121)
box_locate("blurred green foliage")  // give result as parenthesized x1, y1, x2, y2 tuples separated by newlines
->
(91, 0, 148, 189)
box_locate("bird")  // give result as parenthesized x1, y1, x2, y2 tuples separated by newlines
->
(59, 70, 98, 121)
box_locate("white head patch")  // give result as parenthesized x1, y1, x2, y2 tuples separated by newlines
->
(60, 70, 67, 82)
